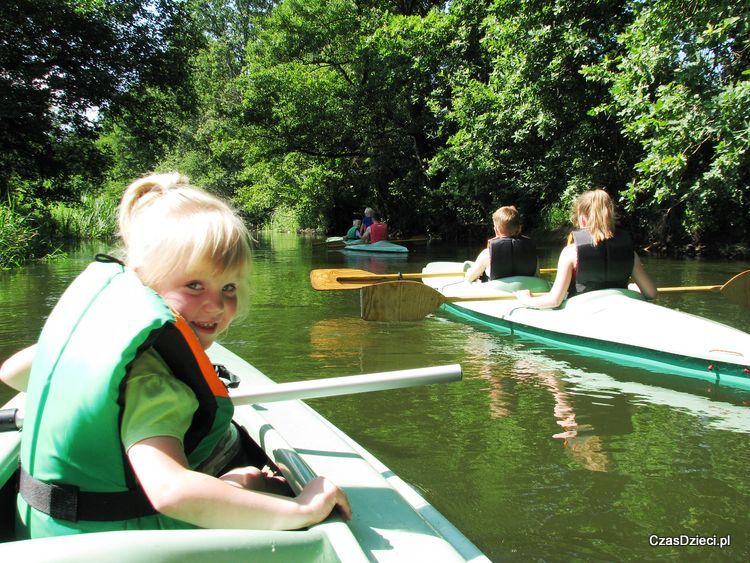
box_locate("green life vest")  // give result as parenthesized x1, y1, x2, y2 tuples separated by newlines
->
(17, 258, 234, 537)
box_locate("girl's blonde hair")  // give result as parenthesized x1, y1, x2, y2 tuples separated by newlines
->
(572, 189, 615, 245)
(492, 206, 522, 237)
(118, 172, 252, 318)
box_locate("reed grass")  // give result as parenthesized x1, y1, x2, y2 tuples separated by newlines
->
(0, 204, 38, 269)
(49, 193, 118, 240)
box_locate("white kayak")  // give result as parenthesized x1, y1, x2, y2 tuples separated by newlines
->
(344, 240, 408, 253)
(421, 262, 750, 391)
(0, 343, 488, 562)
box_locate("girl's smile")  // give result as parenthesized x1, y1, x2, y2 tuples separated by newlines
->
(150, 263, 240, 349)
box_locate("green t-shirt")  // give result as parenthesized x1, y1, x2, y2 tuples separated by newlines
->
(120, 348, 198, 451)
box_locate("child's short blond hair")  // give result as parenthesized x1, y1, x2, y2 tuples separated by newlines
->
(492, 206, 522, 237)
(118, 172, 252, 318)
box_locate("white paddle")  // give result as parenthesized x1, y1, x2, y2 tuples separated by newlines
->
(0, 364, 463, 431)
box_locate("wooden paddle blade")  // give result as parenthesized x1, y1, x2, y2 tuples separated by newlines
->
(361, 281, 444, 321)
(721, 270, 750, 308)
(310, 269, 375, 290)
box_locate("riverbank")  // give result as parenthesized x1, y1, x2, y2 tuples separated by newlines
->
(304, 225, 750, 260)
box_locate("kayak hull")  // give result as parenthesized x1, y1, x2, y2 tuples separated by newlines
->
(0, 343, 487, 562)
(343, 240, 408, 253)
(423, 262, 750, 391)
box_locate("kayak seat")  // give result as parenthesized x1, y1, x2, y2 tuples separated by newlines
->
(486, 276, 551, 293)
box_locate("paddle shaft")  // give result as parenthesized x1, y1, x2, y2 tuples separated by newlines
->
(229, 364, 462, 405)
(311, 267, 557, 291)
(657, 285, 721, 294)
(337, 268, 556, 283)
(0, 364, 463, 431)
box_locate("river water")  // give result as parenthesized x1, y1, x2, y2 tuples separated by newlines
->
(1, 233, 749, 561)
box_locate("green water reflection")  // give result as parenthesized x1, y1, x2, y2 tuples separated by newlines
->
(1, 234, 749, 561)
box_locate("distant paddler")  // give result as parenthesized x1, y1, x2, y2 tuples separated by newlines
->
(361, 211, 388, 244)
(345, 219, 362, 240)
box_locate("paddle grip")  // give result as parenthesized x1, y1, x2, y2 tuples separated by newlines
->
(0, 408, 21, 432)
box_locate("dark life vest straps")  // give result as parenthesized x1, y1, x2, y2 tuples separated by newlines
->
(19, 467, 157, 522)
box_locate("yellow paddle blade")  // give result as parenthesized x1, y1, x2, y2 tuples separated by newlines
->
(310, 269, 377, 290)
(721, 270, 750, 308)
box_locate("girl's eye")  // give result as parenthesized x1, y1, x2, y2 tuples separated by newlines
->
(223, 283, 237, 295)
(186, 281, 204, 291)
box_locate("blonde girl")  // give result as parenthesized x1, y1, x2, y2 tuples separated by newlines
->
(515, 189, 656, 308)
(1, 172, 351, 538)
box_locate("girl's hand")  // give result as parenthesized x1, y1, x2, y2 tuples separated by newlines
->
(514, 289, 532, 304)
(296, 476, 352, 523)
(220, 465, 289, 494)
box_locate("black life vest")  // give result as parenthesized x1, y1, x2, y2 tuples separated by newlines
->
(569, 229, 634, 296)
(488, 237, 538, 280)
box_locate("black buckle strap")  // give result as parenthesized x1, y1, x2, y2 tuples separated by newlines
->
(215, 364, 240, 389)
(19, 467, 156, 522)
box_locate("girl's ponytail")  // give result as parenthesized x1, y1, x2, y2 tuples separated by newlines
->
(118, 172, 189, 246)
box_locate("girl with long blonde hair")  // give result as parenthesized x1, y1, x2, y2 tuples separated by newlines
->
(516, 189, 656, 308)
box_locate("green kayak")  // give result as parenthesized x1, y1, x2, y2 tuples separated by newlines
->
(0, 344, 488, 562)
(421, 261, 750, 391)
(343, 240, 409, 253)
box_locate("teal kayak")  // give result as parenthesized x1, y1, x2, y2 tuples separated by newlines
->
(0, 344, 488, 562)
(343, 240, 408, 253)
(422, 262, 750, 391)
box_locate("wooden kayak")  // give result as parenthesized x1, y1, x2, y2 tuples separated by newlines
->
(343, 240, 409, 253)
(421, 262, 750, 391)
(0, 344, 488, 562)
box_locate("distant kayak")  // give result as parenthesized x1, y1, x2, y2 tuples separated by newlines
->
(343, 240, 408, 253)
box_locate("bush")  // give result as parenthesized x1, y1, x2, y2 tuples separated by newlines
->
(48, 193, 118, 240)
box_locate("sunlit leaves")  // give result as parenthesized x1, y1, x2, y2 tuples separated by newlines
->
(586, 0, 750, 245)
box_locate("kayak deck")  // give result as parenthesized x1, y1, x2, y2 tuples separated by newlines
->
(422, 262, 750, 391)
(0, 344, 487, 562)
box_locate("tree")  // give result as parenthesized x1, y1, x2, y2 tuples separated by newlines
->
(585, 0, 750, 248)
(0, 0, 202, 200)
(226, 0, 450, 232)
(430, 0, 634, 232)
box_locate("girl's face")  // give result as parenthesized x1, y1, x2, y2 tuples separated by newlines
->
(153, 262, 240, 350)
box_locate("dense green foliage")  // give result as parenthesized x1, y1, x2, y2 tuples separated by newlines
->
(1, 0, 748, 266)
